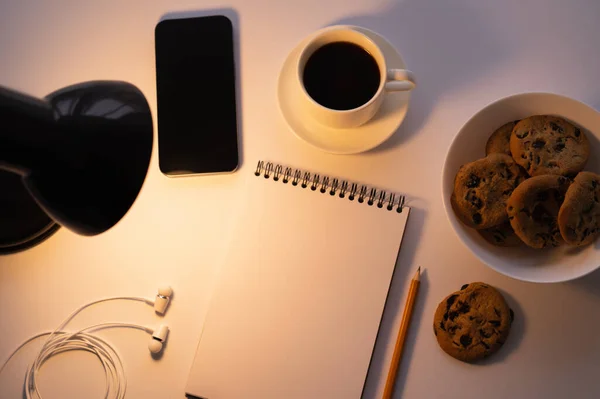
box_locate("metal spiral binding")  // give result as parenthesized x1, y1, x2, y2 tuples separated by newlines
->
(273, 164, 282, 181)
(330, 179, 338, 196)
(255, 161, 406, 212)
(320, 176, 330, 193)
(311, 174, 320, 191)
(339, 181, 348, 198)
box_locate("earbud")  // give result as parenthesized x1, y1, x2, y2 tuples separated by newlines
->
(148, 324, 169, 354)
(154, 286, 173, 314)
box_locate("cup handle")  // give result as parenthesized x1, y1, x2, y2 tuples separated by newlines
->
(384, 69, 416, 92)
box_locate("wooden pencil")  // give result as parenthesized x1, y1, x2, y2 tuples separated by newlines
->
(382, 266, 421, 399)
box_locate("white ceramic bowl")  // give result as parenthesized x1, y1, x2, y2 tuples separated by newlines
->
(442, 93, 600, 283)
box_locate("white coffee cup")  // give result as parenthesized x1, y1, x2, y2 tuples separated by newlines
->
(296, 26, 416, 129)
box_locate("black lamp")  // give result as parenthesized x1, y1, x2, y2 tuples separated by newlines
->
(0, 81, 153, 253)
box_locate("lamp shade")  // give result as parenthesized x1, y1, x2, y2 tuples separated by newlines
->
(0, 81, 153, 246)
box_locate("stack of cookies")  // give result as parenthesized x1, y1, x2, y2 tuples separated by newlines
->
(451, 115, 600, 249)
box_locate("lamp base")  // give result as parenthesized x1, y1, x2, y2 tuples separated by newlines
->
(0, 171, 60, 254)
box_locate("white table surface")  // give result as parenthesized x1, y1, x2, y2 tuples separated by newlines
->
(1, 0, 600, 398)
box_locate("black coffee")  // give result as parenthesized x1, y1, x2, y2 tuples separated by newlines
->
(303, 42, 380, 111)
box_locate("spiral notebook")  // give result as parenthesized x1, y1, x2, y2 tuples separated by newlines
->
(186, 161, 410, 399)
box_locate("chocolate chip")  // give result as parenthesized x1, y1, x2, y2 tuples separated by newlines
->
(520, 208, 531, 217)
(466, 174, 480, 188)
(510, 308, 515, 322)
(532, 140, 546, 149)
(525, 162, 531, 171)
(489, 320, 501, 327)
(473, 213, 482, 225)
(448, 311, 458, 321)
(443, 312, 449, 321)
(516, 130, 529, 139)
(460, 334, 472, 347)
(554, 143, 565, 152)
(550, 122, 564, 133)
(466, 191, 483, 209)
(574, 128, 581, 137)
(461, 284, 469, 290)
(494, 308, 501, 317)
(446, 294, 458, 307)
(521, 154, 527, 159)
(479, 329, 492, 339)
(457, 301, 470, 314)
(535, 155, 541, 165)
(440, 321, 446, 331)
(547, 161, 559, 168)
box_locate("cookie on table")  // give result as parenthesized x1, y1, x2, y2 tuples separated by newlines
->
(507, 175, 571, 249)
(558, 172, 600, 246)
(485, 120, 519, 156)
(478, 222, 523, 247)
(451, 154, 526, 229)
(510, 115, 589, 176)
(433, 282, 513, 363)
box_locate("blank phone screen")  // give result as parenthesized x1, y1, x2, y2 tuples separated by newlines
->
(155, 15, 239, 175)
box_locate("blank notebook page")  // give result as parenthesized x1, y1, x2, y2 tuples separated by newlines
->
(186, 163, 410, 399)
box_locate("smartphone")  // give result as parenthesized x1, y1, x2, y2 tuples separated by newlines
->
(155, 15, 239, 176)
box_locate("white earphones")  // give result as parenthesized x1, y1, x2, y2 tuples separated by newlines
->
(149, 324, 170, 354)
(154, 286, 173, 315)
(149, 286, 173, 354)
(0, 286, 175, 399)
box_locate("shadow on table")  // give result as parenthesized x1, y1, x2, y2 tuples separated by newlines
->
(571, 256, 600, 300)
(157, 8, 245, 170)
(327, 0, 513, 154)
(362, 204, 427, 399)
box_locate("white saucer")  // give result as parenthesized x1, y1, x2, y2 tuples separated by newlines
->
(277, 26, 411, 154)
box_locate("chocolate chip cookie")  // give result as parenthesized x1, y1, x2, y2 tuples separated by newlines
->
(451, 154, 526, 229)
(510, 115, 590, 176)
(433, 283, 513, 363)
(485, 120, 519, 156)
(558, 172, 600, 246)
(478, 222, 523, 247)
(507, 175, 571, 248)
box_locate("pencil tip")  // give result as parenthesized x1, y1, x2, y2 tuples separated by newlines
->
(413, 266, 421, 281)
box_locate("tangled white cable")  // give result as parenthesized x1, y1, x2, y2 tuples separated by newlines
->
(0, 289, 172, 399)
